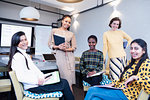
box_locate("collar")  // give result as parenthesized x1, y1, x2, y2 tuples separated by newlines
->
(135, 59, 140, 64)
(17, 47, 26, 54)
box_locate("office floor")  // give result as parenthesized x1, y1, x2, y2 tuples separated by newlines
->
(0, 84, 84, 100)
(73, 84, 84, 100)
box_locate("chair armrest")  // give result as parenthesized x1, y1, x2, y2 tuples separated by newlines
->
(137, 89, 149, 100)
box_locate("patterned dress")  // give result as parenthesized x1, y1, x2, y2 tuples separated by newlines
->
(112, 59, 150, 100)
(48, 28, 77, 87)
(84, 59, 150, 100)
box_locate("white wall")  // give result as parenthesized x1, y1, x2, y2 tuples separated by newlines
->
(71, 0, 150, 60)
(35, 26, 52, 54)
(71, 4, 112, 57)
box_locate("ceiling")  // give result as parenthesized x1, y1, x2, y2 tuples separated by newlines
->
(30, 0, 115, 14)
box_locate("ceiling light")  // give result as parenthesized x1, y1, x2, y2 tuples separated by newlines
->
(73, 13, 79, 18)
(109, 0, 122, 7)
(57, 0, 83, 3)
(19, 7, 40, 21)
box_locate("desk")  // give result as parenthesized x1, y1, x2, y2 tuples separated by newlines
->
(0, 62, 8, 78)
(33, 61, 58, 71)
(0, 66, 8, 72)
(0, 66, 8, 76)
(0, 79, 11, 92)
(0, 60, 58, 77)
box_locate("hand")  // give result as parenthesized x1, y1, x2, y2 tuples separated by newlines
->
(101, 70, 106, 74)
(87, 71, 96, 76)
(125, 75, 138, 88)
(38, 78, 44, 85)
(104, 83, 114, 87)
(64, 42, 69, 48)
(58, 43, 65, 50)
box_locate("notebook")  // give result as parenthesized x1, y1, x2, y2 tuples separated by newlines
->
(87, 71, 105, 78)
(53, 34, 65, 46)
(93, 85, 124, 90)
(44, 71, 60, 85)
(123, 41, 128, 49)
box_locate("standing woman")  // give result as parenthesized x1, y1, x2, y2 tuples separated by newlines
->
(48, 15, 76, 90)
(103, 17, 132, 80)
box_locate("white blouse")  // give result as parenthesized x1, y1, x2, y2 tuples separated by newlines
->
(11, 47, 44, 90)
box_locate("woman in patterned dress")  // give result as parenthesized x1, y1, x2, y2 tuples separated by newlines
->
(85, 39, 150, 100)
(48, 15, 76, 91)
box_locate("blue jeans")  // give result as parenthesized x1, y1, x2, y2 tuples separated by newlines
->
(84, 87, 128, 100)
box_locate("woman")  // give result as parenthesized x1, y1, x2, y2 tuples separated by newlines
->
(8, 31, 74, 100)
(85, 39, 150, 100)
(48, 15, 76, 90)
(103, 17, 132, 80)
(80, 35, 104, 86)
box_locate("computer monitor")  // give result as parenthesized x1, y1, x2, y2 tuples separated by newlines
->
(0, 23, 34, 47)
(43, 54, 56, 61)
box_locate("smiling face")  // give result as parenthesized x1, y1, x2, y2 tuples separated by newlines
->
(61, 17, 71, 30)
(88, 38, 97, 50)
(110, 20, 120, 31)
(18, 35, 28, 50)
(130, 42, 145, 60)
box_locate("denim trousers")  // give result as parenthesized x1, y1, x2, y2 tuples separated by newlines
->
(84, 87, 128, 100)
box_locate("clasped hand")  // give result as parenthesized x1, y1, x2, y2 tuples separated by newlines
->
(58, 42, 69, 51)
(124, 75, 138, 88)
(87, 71, 96, 76)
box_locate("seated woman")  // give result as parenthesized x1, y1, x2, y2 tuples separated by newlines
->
(79, 35, 104, 86)
(85, 39, 150, 100)
(8, 31, 74, 100)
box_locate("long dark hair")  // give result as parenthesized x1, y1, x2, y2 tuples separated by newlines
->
(8, 31, 25, 71)
(120, 39, 148, 81)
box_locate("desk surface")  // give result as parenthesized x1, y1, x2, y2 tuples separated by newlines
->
(0, 60, 78, 72)
(0, 61, 57, 72)
(33, 61, 58, 71)
(0, 67, 8, 72)
(0, 62, 7, 67)
(0, 62, 8, 72)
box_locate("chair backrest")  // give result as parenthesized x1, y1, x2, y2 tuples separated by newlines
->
(137, 89, 149, 100)
(75, 57, 80, 62)
(9, 71, 24, 100)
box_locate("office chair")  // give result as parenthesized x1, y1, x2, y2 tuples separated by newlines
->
(9, 71, 62, 100)
(137, 89, 149, 100)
